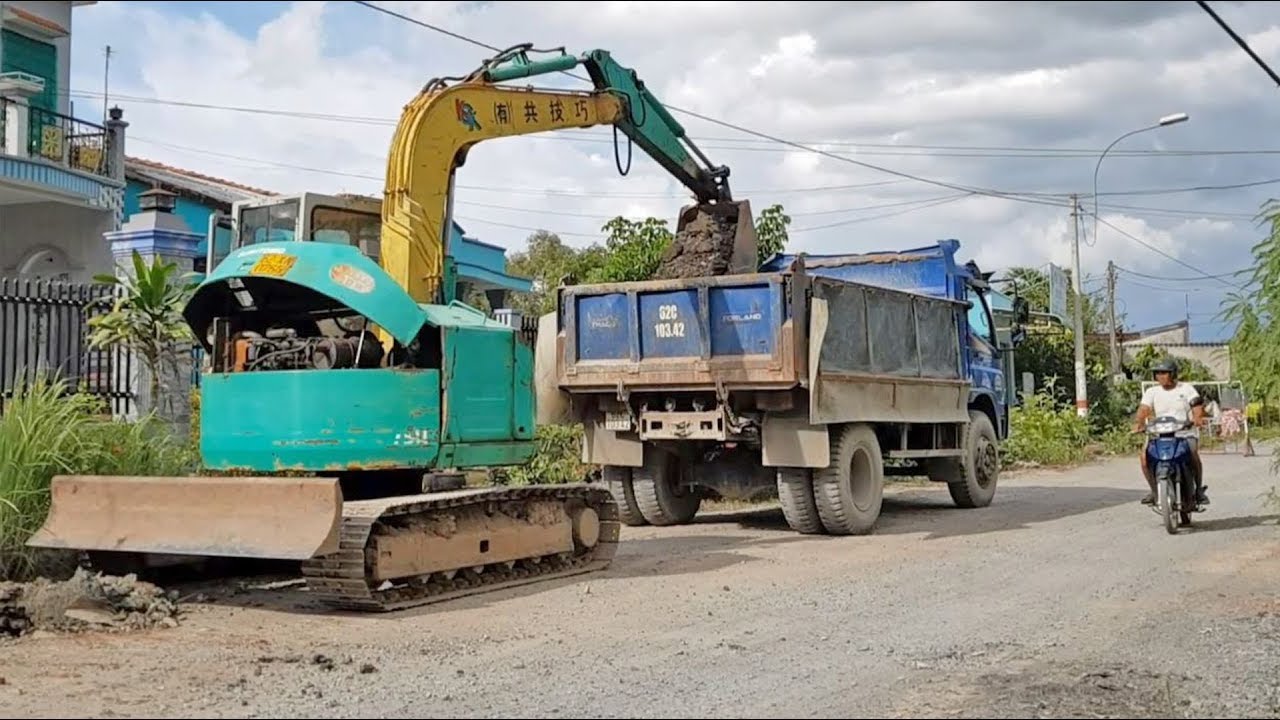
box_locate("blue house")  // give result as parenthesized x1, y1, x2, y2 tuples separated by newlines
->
(123, 157, 531, 302)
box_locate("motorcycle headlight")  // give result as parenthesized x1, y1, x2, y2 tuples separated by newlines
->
(1150, 420, 1181, 434)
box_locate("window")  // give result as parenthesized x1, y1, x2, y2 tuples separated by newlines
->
(2, 29, 57, 114)
(967, 289, 991, 339)
(311, 206, 379, 245)
(238, 201, 299, 248)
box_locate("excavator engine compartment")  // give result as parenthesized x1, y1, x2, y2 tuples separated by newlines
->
(215, 322, 385, 374)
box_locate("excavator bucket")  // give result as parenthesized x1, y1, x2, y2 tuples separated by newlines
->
(26, 475, 344, 561)
(661, 199, 760, 279)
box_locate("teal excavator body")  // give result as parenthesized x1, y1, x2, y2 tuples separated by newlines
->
(184, 241, 537, 473)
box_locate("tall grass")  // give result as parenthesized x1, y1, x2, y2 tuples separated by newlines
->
(1003, 385, 1092, 467)
(0, 375, 197, 582)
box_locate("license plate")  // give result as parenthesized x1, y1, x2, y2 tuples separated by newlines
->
(604, 412, 631, 431)
(249, 253, 297, 278)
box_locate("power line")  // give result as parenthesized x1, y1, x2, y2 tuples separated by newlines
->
(129, 134, 906, 198)
(77, 88, 1280, 159)
(344, 2, 1263, 292)
(132, 133, 1274, 231)
(349, 0, 1072, 212)
(1089, 212, 1242, 290)
(1196, 0, 1280, 88)
(1115, 265, 1248, 282)
(128, 133, 1279, 243)
(1094, 176, 1280, 197)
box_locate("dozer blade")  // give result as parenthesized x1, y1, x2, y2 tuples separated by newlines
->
(26, 475, 343, 561)
(673, 198, 760, 276)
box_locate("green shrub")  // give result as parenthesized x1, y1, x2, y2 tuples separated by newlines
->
(1096, 424, 1144, 456)
(1003, 384, 1092, 467)
(0, 375, 197, 582)
(500, 423, 591, 486)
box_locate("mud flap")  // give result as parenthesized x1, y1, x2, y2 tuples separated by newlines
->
(26, 475, 343, 561)
(534, 310, 571, 426)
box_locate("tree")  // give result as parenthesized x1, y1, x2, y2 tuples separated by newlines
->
(754, 203, 791, 265)
(590, 216, 673, 283)
(504, 230, 617, 316)
(1219, 198, 1280, 506)
(1002, 265, 1111, 335)
(1221, 199, 1280, 406)
(87, 251, 198, 419)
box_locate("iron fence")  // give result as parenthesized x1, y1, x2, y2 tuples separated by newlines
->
(0, 277, 135, 416)
(0, 97, 111, 178)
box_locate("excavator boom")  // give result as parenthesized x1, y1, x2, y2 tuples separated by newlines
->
(381, 43, 757, 306)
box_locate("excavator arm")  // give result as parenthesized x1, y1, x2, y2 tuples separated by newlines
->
(381, 43, 755, 305)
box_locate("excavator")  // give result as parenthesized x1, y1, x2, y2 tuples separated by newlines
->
(26, 44, 759, 611)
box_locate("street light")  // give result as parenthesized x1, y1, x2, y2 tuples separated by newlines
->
(1094, 113, 1191, 258)
(1073, 113, 1190, 417)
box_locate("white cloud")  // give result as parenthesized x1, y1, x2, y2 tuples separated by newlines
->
(64, 0, 1280, 340)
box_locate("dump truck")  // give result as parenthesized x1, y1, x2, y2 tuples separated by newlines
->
(27, 43, 762, 610)
(538, 240, 1028, 534)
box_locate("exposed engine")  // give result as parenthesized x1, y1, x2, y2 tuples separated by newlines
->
(227, 325, 385, 372)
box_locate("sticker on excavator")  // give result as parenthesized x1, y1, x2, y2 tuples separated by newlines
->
(249, 252, 297, 278)
(330, 263, 375, 294)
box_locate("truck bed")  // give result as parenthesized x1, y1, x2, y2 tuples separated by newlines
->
(556, 273, 804, 391)
(555, 265, 970, 416)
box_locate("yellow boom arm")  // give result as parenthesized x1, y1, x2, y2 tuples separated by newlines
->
(378, 43, 751, 305)
(382, 84, 623, 304)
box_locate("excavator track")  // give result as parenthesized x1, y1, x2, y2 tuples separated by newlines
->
(299, 484, 620, 612)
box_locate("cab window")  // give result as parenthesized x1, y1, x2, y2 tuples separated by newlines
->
(967, 288, 998, 350)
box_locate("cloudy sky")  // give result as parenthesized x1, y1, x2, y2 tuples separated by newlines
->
(65, 0, 1280, 341)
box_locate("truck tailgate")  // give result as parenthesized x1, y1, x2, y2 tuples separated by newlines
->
(557, 274, 803, 390)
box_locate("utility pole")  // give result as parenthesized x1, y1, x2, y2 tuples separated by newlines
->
(1108, 260, 1120, 379)
(102, 45, 112, 125)
(1071, 194, 1088, 417)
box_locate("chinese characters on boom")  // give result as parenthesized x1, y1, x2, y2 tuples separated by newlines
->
(453, 96, 593, 132)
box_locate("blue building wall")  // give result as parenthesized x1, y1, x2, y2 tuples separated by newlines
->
(124, 179, 234, 263)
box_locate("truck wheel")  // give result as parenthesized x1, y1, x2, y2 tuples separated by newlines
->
(813, 423, 884, 535)
(777, 468, 824, 534)
(948, 410, 1000, 509)
(632, 446, 701, 526)
(602, 465, 647, 527)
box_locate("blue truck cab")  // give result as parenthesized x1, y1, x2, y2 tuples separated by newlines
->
(544, 238, 1027, 538)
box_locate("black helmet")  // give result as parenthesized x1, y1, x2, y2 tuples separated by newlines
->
(1152, 358, 1178, 377)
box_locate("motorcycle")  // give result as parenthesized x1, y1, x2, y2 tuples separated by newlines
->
(1144, 408, 1205, 534)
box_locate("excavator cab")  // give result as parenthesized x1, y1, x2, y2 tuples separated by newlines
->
(206, 193, 383, 274)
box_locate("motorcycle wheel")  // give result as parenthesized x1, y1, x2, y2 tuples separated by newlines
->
(1178, 468, 1195, 528)
(1157, 466, 1178, 535)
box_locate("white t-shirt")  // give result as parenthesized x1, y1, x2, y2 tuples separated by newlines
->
(1141, 382, 1200, 423)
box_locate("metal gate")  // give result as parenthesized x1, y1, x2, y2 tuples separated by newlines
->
(0, 276, 135, 416)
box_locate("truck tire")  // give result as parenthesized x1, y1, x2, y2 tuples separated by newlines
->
(603, 465, 647, 527)
(947, 410, 1000, 509)
(632, 446, 701, 526)
(777, 468, 824, 534)
(813, 423, 884, 535)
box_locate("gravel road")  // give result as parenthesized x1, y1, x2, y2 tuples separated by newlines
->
(3, 450, 1278, 719)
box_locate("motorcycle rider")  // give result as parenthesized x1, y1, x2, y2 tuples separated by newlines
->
(1133, 358, 1208, 506)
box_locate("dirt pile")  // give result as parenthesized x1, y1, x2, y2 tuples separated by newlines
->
(0, 567, 181, 638)
(654, 211, 743, 280)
